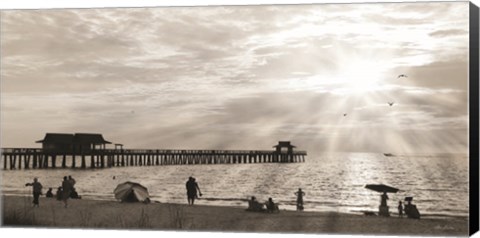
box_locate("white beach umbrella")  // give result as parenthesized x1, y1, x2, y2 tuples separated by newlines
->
(114, 181, 150, 203)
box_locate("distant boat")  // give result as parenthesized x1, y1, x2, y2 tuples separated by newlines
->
(383, 153, 395, 157)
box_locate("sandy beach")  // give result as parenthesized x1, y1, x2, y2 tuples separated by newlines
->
(0, 195, 468, 236)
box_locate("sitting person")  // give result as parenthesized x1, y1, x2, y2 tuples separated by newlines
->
(246, 196, 265, 212)
(45, 188, 54, 198)
(265, 197, 279, 213)
(404, 197, 421, 219)
(56, 187, 63, 201)
(70, 188, 82, 199)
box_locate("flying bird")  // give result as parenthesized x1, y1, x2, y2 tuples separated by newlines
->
(343, 113, 347, 117)
(388, 102, 394, 106)
(398, 74, 408, 78)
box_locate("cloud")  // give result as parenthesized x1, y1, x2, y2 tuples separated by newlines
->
(429, 29, 468, 38)
(0, 2, 471, 154)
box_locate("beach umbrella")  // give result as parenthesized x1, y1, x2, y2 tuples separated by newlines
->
(365, 184, 399, 193)
(114, 181, 150, 203)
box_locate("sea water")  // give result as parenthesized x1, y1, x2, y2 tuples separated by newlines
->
(0, 152, 468, 218)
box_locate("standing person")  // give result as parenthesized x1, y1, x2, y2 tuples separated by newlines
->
(379, 191, 390, 216)
(68, 175, 76, 188)
(294, 188, 305, 211)
(380, 191, 389, 206)
(62, 176, 73, 208)
(186, 177, 202, 205)
(398, 201, 404, 217)
(68, 175, 76, 199)
(25, 178, 43, 207)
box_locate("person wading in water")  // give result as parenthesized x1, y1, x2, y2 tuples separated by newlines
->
(186, 177, 202, 205)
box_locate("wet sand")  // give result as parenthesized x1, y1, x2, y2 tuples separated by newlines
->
(1, 195, 468, 236)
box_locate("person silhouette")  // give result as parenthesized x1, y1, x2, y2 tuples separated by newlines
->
(381, 191, 389, 206)
(68, 175, 76, 188)
(25, 177, 43, 207)
(398, 201, 404, 217)
(246, 196, 264, 212)
(404, 197, 421, 219)
(62, 176, 73, 208)
(379, 191, 390, 216)
(46, 188, 54, 198)
(266, 197, 278, 213)
(294, 188, 305, 211)
(56, 187, 63, 201)
(186, 177, 202, 205)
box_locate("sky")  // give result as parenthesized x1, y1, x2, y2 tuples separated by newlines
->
(0, 1, 471, 154)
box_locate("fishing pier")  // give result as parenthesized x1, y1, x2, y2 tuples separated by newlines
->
(1, 133, 307, 170)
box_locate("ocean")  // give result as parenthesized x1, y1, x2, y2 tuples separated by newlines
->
(0, 152, 468, 219)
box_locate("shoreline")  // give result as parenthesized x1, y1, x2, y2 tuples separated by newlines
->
(1, 195, 469, 236)
(0, 192, 469, 220)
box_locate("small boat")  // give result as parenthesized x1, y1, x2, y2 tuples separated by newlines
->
(383, 153, 394, 157)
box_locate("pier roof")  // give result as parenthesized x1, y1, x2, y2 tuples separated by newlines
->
(273, 141, 296, 148)
(36, 133, 74, 144)
(36, 133, 111, 144)
(74, 133, 112, 144)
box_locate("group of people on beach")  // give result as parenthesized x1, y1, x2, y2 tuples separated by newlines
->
(397, 198, 421, 219)
(246, 188, 305, 213)
(247, 196, 280, 213)
(26, 175, 80, 208)
(28, 175, 420, 219)
(185, 176, 305, 213)
(183, 179, 421, 219)
(185, 174, 308, 213)
(380, 191, 421, 219)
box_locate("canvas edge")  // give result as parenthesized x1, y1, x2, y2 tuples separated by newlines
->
(470, 1, 480, 236)
(0, 1, 476, 238)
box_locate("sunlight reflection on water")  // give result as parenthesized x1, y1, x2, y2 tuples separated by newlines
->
(1, 152, 468, 218)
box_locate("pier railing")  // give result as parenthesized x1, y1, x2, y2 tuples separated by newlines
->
(1, 147, 306, 170)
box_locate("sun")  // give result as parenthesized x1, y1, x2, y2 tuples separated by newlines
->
(336, 59, 388, 94)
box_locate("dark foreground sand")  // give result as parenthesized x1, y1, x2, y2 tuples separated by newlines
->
(1, 195, 468, 236)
